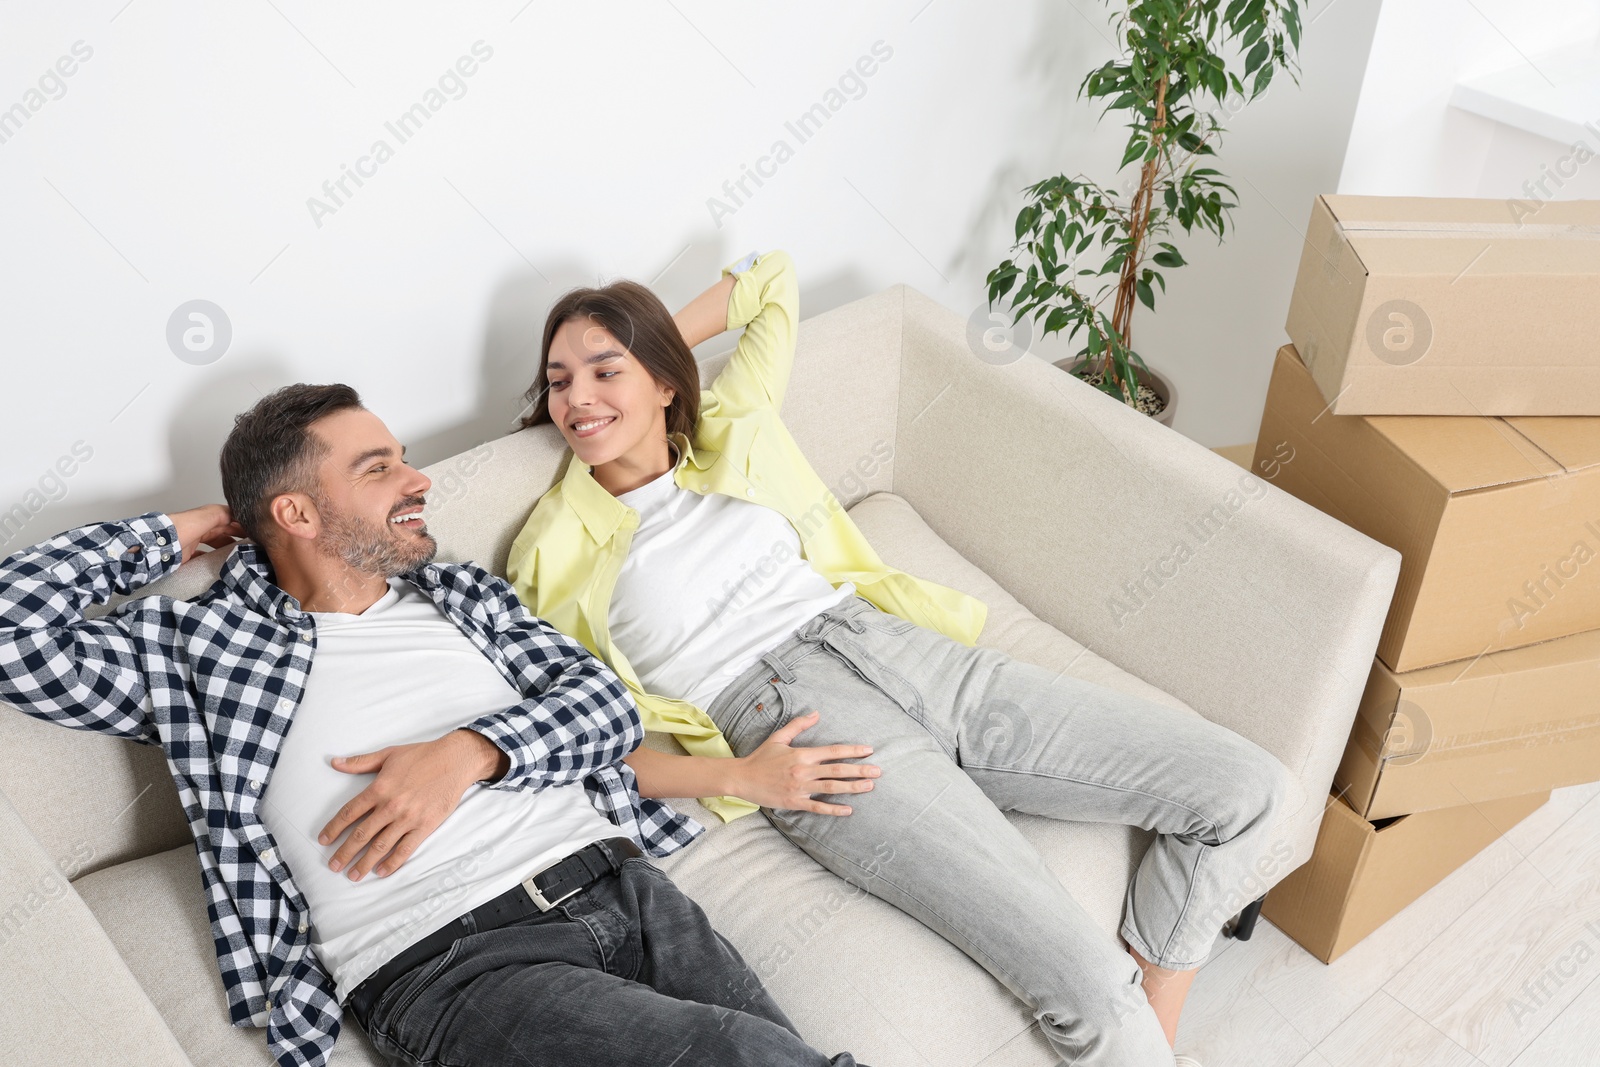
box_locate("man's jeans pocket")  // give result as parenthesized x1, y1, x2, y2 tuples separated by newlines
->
(364, 939, 465, 1060)
(566, 892, 634, 978)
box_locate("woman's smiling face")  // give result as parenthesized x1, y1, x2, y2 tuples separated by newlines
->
(544, 315, 676, 470)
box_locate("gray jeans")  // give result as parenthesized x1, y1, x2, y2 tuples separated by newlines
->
(705, 595, 1295, 1066)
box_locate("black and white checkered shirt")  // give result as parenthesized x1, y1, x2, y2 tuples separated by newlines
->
(0, 512, 704, 1067)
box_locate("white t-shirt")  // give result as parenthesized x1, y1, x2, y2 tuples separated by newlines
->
(608, 463, 854, 711)
(258, 578, 620, 1001)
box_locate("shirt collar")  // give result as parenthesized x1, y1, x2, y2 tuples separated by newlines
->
(561, 432, 717, 544)
(221, 540, 304, 621)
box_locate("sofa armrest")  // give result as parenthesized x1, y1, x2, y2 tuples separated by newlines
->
(888, 287, 1400, 841)
(0, 788, 193, 1066)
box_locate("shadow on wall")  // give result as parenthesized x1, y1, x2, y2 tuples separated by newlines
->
(949, 0, 1110, 284)
(404, 240, 872, 471)
(4, 242, 875, 551)
(0, 358, 297, 556)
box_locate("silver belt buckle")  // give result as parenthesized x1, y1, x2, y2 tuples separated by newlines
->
(521, 857, 581, 912)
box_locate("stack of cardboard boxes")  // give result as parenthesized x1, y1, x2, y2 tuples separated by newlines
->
(1250, 194, 1600, 962)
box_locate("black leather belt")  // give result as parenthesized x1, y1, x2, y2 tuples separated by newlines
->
(345, 837, 642, 1025)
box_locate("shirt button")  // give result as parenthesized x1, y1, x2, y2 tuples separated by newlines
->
(264, 997, 273, 1011)
(299, 632, 312, 643)
(260, 848, 275, 865)
(746, 488, 756, 498)
(156, 536, 168, 546)
(278, 699, 292, 712)
(248, 779, 262, 793)
(298, 918, 308, 933)
(160, 553, 171, 563)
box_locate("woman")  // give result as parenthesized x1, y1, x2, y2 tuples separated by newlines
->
(506, 249, 1291, 1067)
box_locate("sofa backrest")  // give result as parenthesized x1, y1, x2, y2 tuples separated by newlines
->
(0, 283, 910, 877)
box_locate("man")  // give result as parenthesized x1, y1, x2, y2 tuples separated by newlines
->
(0, 383, 862, 1067)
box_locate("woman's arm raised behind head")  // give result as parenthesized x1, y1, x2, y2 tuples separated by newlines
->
(672, 271, 738, 350)
(696, 249, 799, 418)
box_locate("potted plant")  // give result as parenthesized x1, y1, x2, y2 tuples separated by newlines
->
(985, 0, 1305, 425)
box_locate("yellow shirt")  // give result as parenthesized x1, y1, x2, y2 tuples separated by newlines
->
(506, 249, 988, 821)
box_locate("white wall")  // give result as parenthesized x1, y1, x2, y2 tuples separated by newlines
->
(1340, 0, 1600, 199)
(0, 0, 1383, 555)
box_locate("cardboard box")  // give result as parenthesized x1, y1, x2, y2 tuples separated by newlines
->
(1254, 344, 1600, 672)
(1337, 628, 1600, 819)
(1263, 788, 1550, 963)
(1284, 193, 1600, 415)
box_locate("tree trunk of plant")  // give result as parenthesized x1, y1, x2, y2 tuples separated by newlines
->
(1107, 74, 1170, 402)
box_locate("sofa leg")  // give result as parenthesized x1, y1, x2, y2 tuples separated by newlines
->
(1224, 896, 1265, 940)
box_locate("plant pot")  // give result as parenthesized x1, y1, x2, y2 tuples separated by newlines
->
(1053, 358, 1178, 427)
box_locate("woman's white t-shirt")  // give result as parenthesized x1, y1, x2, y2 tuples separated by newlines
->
(608, 463, 854, 711)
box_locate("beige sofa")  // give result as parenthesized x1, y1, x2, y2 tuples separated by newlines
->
(0, 285, 1400, 1066)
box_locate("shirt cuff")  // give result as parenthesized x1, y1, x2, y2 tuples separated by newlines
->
(461, 714, 537, 791)
(123, 512, 183, 577)
(722, 249, 760, 277)
(719, 249, 793, 333)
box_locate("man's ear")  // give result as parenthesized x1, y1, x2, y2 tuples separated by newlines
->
(269, 491, 320, 544)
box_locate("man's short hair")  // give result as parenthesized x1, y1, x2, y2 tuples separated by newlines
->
(220, 383, 363, 545)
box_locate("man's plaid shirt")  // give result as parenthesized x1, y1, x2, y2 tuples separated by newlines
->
(0, 512, 704, 1067)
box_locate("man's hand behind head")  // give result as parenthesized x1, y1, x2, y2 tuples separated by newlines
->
(169, 504, 246, 564)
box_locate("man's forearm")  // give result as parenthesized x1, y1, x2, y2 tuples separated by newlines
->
(0, 515, 174, 741)
(0, 513, 180, 625)
(467, 602, 648, 792)
(465, 671, 643, 792)
(454, 727, 511, 783)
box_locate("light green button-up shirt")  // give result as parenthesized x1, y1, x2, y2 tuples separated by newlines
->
(507, 249, 987, 821)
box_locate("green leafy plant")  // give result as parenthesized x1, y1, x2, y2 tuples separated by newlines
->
(986, 0, 1304, 408)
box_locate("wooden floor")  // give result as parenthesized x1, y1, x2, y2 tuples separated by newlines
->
(1175, 779, 1600, 1066)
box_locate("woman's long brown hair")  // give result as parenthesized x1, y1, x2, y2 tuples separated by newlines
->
(519, 280, 701, 437)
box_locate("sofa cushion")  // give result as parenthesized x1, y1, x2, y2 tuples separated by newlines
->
(0, 713, 191, 882)
(846, 492, 1200, 717)
(0, 793, 192, 1066)
(74, 846, 384, 1067)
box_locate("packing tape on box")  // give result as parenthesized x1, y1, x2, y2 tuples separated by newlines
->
(1337, 220, 1600, 240)
(1356, 711, 1600, 765)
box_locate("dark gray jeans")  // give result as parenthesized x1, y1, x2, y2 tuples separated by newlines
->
(350, 851, 863, 1067)
(706, 595, 1298, 1066)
